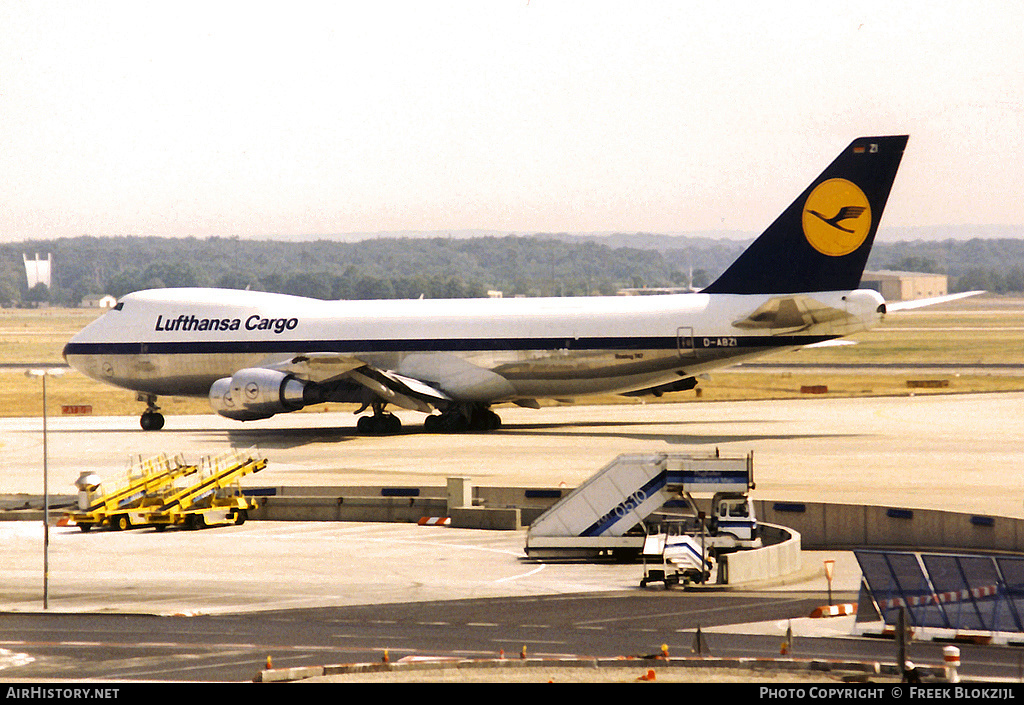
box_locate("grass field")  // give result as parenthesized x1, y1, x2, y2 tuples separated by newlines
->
(2, 296, 1022, 419)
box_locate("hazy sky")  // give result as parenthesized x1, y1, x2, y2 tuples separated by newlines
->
(2, 1, 1022, 242)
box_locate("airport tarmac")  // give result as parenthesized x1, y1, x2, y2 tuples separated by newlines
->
(1, 393, 1020, 680)
(3, 391, 1023, 516)
(1, 392, 1021, 613)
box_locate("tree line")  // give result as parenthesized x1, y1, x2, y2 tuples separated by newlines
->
(1, 234, 1023, 307)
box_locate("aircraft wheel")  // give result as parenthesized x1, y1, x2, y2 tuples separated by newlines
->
(356, 413, 402, 435)
(384, 413, 402, 434)
(485, 409, 502, 431)
(467, 407, 501, 432)
(140, 411, 164, 431)
(442, 413, 469, 433)
(426, 409, 503, 434)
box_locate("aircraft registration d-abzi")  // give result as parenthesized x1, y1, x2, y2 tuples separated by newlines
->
(63, 135, 963, 433)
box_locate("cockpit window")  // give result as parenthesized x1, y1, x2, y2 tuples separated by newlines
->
(112, 302, 124, 311)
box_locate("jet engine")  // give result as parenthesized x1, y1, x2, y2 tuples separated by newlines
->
(209, 368, 308, 421)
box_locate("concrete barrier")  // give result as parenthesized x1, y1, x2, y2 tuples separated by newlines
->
(249, 483, 557, 530)
(252, 495, 448, 524)
(14, 479, 1024, 553)
(722, 523, 802, 586)
(757, 500, 1024, 553)
(450, 507, 521, 531)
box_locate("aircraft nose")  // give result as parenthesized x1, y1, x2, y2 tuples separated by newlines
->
(63, 327, 89, 372)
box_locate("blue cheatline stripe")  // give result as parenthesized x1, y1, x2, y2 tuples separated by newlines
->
(666, 470, 750, 485)
(581, 471, 668, 537)
(63, 334, 836, 357)
(717, 520, 756, 530)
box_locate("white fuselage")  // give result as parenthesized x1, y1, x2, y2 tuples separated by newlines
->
(63, 287, 885, 406)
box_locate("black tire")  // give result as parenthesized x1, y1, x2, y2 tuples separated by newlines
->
(114, 514, 131, 531)
(140, 412, 165, 431)
(357, 414, 402, 435)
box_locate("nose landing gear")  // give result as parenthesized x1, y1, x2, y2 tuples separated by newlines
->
(138, 393, 164, 431)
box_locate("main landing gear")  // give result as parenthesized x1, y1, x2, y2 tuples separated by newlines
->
(423, 404, 501, 433)
(354, 400, 403, 435)
(354, 402, 502, 435)
(138, 393, 164, 431)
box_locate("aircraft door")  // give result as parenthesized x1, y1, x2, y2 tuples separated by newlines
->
(677, 326, 695, 358)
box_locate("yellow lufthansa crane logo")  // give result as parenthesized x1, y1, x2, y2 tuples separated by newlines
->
(801, 178, 872, 256)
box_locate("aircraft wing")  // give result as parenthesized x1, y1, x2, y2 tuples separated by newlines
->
(260, 352, 452, 413)
(346, 367, 450, 413)
(262, 352, 367, 382)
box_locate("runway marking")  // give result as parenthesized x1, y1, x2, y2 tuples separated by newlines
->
(492, 564, 546, 583)
(0, 647, 34, 671)
(493, 638, 568, 646)
(466, 622, 499, 628)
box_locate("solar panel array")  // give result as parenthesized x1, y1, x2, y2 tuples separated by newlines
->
(856, 550, 1024, 633)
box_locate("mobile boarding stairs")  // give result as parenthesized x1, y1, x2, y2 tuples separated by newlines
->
(525, 452, 758, 578)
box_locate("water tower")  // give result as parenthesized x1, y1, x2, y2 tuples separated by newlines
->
(23, 253, 52, 289)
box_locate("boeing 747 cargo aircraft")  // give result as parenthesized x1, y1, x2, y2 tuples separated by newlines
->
(64, 135, 963, 433)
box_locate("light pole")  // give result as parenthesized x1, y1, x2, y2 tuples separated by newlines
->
(25, 367, 64, 610)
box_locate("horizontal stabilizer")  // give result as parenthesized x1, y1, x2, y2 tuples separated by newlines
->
(885, 290, 984, 312)
(801, 339, 857, 349)
(733, 295, 854, 331)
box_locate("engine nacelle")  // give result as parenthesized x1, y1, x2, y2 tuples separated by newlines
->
(209, 368, 308, 421)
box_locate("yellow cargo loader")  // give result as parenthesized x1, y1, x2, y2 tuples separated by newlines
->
(68, 453, 199, 532)
(143, 449, 267, 531)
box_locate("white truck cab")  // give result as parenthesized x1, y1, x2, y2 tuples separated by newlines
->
(710, 492, 758, 543)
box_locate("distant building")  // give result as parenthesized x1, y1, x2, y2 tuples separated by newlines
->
(23, 253, 52, 289)
(81, 294, 118, 309)
(860, 270, 948, 302)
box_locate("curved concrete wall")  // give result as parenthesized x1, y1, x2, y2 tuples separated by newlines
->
(721, 523, 802, 586)
(756, 500, 1024, 553)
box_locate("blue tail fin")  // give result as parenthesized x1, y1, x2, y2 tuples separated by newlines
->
(703, 135, 908, 295)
